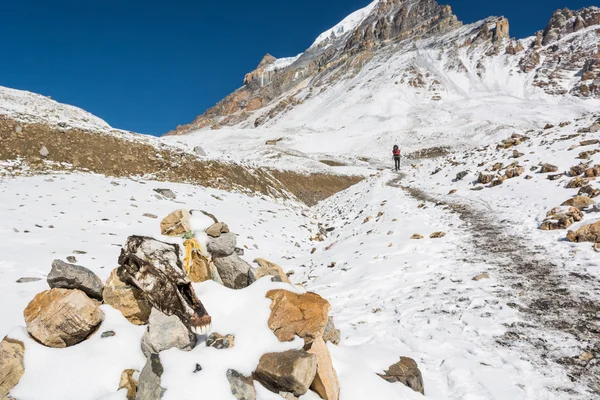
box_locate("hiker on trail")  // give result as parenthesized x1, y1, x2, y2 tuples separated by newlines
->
(392, 145, 401, 171)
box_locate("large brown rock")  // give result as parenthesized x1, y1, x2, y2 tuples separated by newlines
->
(0, 337, 24, 398)
(561, 196, 594, 210)
(567, 220, 600, 243)
(540, 207, 583, 231)
(304, 337, 340, 400)
(566, 177, 589, 188)
(477, 173, 494, 184)
(584, 165, 600, 178)
(254, 350, 317, 397)
(160, 209, 191, 236)
(24, 288, 104, 348)
(103, 267, 152, 325)
(266, 290, 330, 342)
(205, 222, 229, 238)
(252, 258, 291, 284)
(379, 357, 424, 395)
(540, 163, 558, 173)
(505, 166, 524, 179)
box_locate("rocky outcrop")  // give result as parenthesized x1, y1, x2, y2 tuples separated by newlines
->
(266, 290, 331, 342)
(0, 337, 24, 398)
(379, 357, 425, 395)
(103, 267, 152, 325)
(118, 236, 211, 335)
(23, 288, 104, 347)
(47, 259, 104, 300)
(254, 350, 318, 397)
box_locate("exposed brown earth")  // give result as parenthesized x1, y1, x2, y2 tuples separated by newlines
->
(0, 116, 362, 205)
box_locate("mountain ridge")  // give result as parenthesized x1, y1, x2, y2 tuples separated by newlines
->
(165, 1, 600, 136)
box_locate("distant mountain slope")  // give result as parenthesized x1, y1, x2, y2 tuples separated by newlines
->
(0, 86, 113, 132)
(166, 1, 600, 136)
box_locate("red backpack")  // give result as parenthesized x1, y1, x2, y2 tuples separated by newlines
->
(393, 147, 401, 156)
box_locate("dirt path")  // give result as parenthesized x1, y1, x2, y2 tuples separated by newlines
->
(388, 175, 600, 396)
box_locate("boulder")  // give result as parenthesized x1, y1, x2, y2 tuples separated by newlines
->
(118, 369, 138, 400)
(207, 232, 237, 256)
(410, 234, 424, 240)
(153, 188, 176, 200)
(205, 222, 230, 238)
(566, 177, 589, 188)
(540, 163, 558, 173)
(141, 308, 196, 357)
(540, 207, 583, 230)
(24, 288, 104, 348)
(505, 167, 524, 179)
(580, 139, 599, 146)
(118, 236, 211, 335)
(227, 369, 256, 400)
(455, 171, 468, 181)
(561, 196, 594, 210)
(570, 164, 588, 176)
(251, 258, 290, 283)
(322, 317, 341, 346)
(491, 162, 503, 171)
(379, 357, 424, 395)
(472, 273, 490, 281)
(430, 232, 446, 239)
(254, 350, 317, 397)
(0, 337, 24, 398)
(490, 177, 505, 187)
(193, 146, 207, 157)
(477, 173, 494, 184)
(103, 267, 152, 325)
(136, 354, 164, 400)
(213, 254, 252, 289)
(47, 259, 104, 300)
(579, 185, 600, 198)
(567, 220, 600, 243)
(266, 290, 330, 342)
(304, 337, 340, 400)
(160, 209, 191, 236)
(584, 165, 600, 178)
(206, 332, 235, 349)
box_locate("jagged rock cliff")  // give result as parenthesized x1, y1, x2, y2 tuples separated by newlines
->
(166, 2, 600, 135)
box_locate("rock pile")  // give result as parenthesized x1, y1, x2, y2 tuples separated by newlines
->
(0, 208, 425, 399)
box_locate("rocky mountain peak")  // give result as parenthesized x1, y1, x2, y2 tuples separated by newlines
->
(542, 6, 600, 45)
(165, 3, 600, 136)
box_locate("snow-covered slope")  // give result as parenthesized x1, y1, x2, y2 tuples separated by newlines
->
(0, 85, 113, 132)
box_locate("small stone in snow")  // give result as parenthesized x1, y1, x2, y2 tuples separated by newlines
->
(143, 213, 158, 219)
(16, 277, 41, 283)
(66, 256, 77, 263)
(101, 330, 116, 338)
(193, 363, 202, 373)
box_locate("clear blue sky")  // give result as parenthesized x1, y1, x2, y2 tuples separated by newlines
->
(0, 0, 597, 136)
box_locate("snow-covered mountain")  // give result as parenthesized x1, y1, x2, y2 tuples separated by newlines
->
(166, 2, 600, 138)
(0, 85, 113, 132)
